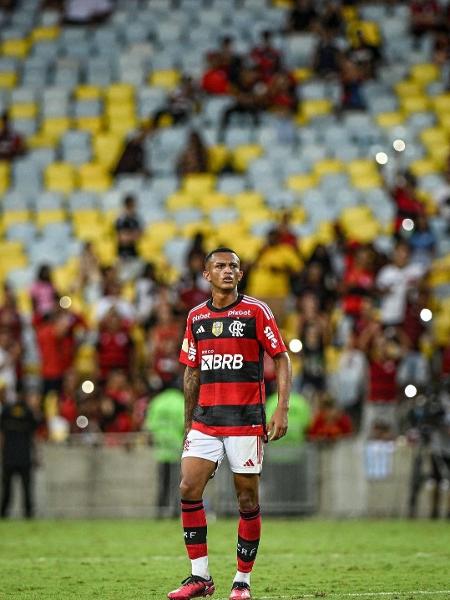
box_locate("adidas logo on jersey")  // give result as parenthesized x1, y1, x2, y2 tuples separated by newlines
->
(196, 325, 205, 334)
(243, 459, 255, 467)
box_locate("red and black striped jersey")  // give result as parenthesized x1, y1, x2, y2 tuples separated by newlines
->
(179, 294, 286, 436)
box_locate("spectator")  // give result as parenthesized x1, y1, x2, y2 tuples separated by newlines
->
(250, 30, 283, 82)
(113, 123, 152, 177)
(176, 130, 208, 177)
(95, 279, 136, 323)
(0, 328, 18, 404)
(115, 195, 142, 261)
(0, 111, 26, 161)
(308, 393, 353, 441)
(391, 171, 425, 233)
(321, 1, 344, 36)
(58, 370, 80, 432)
(218, 65, 267, 141)
(30, 264, 59, 318)
(76, 242, 102, 303)
(152, 75, 201, 128)
(145, 387, 185, 517)
(135, 262, 161, 327)
(146, 300, 182, 392)
(312, 27, 342, 78)
(292, 260, 333, 312)
(246, 228, 302, 324)
(277, 211, 299, 249)
(213, 36, 242, 87)
(339, 52, 366, 110)
(0, 284, 23, 387)
(286, 0, 318, 33)
(376, 240, 426, 327)
(341, 245, 376, 319)
(1, 392, 41, 519)
(35, 310, 73, 398)
(408, 213, 436, 267)
(266, 69, 298, 115)
(96, 308, 134, 381)
(177, 253, 210, 313)
(410, 0, 442, 43)
(57, 305, 88, 374)
(347, 29, 381, 80)
(201, 51, 231, 95)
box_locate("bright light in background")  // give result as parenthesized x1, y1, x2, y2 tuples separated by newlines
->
(402, 218, 414, 232)
(393, 138, 406, 152)
(76, 415, 89, 429)
(405, 384, 417, 398)
(420, 308, 433, 322)
(375, 151, 388, 165)
(59, 296, 72, 309)
(81, 380, 94, 394)
(289, 339, 303, 353)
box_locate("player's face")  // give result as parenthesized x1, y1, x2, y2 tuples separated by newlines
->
(204, 252, 243, 291)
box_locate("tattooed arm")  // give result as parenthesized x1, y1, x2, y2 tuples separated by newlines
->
(183, 366, 200, 434)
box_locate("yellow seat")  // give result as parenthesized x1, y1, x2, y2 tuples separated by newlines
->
(75, 85, 103, 101)
(375, 111, 405, 128)
(232, 144, 264, 172)
(299, 99, 332, 122)
(395, 80, 423, 98)
(0, 161, 10, 194)
(432, 93, 450, 115)
(316, 221, 336, 244)
(1, 210, 30, 229)
(0, 240, 24, 256)
(30, 26, 60, 42)
(2, 39, 30, 58)
(198, 192, 230, 213)
(27, 132, 57, 149)
(166, 192, 197, 211)
(35, 209, 66, 229)
(93, 131, 123, 169)
(0, 72, 17, 89)
(292, 67, 312, 83)
(215, 221, 248, 245)
(72, 210, 105, 241)
(76, 115, 105, 134)
(107, 115, 137, 136)
(78, 162, 111, 192)
(428, 143, 450, 168)
(230, 235, 264, 261)
(420, 127, 448, 150)
(181, 221, 212, 239)
(286, 173, 318, 192)
(93, 238, 117, 266)
(358, 21, 381, 46)
(182, 174, 216, 196)
(9, 103, 37, 119)
(233, 191, 264, 211)
(346, 159, 377, 178)
(149, 69, 181, 89)
(298, 234, 318, 259)
(106, 101, 136, 120)
(143, 221, 178, 248)
(409, 158, 440, 177)
(351, 173, 382, 189)
(438, 112, 450, 134)
(105, 83, 134, 103)
(42, 117, 72, 142)
(0, 254, 28, 279)
(401, 95, 430, 114)
(410, 63, 439, 85)
(313, 158, 344, 178)
(239, 207, 272, 227)
(207, 144, 230, 173)
(15, 288, 32, 315)
(45, 162, 77, 194)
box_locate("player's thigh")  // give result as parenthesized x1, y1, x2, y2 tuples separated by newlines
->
(181, 430, 225, 486)
(224, 435, 264, 474)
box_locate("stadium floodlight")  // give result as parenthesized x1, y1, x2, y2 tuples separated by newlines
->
(59, 295, 72, 309)
(76, 415, 89, 429)
(289, 338, 303, 353)
(375, 151, 388, 165)
(81, 380, 95, 394)
(405, 384, 417, 398)
(393, 139, 406, 152)
(420, 308, 432, 322)
(401, 218, 414, 232)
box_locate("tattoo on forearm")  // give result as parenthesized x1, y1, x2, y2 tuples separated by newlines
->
(184, 367, 200, 426)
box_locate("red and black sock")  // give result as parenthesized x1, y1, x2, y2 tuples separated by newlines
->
(237, 505, 261, 573)
(181, 499, 208, 560)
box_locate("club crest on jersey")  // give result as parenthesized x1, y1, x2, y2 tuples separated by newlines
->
(212, 321, 223, 337)
(229, 320, 246, 337)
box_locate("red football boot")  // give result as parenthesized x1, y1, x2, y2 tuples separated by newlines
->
(229, 582, 251, 600)
(167, 575, 215, 600)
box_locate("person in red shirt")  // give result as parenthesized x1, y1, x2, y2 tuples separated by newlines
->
(96, 308, 134, 381)
(99, 370, 134, 433)
(201, 52, 231, 95)
(146, 300, 182, 392)
(59, 370, 80, 431)
(391, 171, 425, 233)
(58, 306, 88, 373)
(0, 111, 26, 161)
(250, 30, 283, 82)
(35, 311, 73, 398)
(308, 393, 353, 441)
(341, 245, 376, 318)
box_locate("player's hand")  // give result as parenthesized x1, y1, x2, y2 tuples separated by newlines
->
(267, 406, 288, 441)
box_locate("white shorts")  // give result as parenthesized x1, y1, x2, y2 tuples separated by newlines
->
(182, 429, 264, 474)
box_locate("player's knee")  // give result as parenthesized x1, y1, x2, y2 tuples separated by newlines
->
(179, 478, 200, 500)
(237, 490, 258, 512)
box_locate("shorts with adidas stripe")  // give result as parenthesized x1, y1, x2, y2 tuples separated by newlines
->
(182, 429, 264, 474)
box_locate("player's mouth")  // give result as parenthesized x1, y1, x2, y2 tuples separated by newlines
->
(223, 277, 233, 283)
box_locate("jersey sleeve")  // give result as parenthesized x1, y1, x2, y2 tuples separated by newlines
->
(179, 314, 199, 367)
(255, 303, 287, 358)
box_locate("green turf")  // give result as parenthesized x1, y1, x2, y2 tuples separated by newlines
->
(0, 519, 449, 600)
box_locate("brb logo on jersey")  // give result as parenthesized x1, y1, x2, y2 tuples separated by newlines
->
(264, 326, 278, 349)
(229, 320, 246, 337)
(201, 353, 244, 370)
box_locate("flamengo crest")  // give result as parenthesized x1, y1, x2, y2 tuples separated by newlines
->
(229, 320, 246, 337)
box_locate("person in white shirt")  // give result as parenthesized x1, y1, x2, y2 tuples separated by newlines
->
(376, 240, 426, 327)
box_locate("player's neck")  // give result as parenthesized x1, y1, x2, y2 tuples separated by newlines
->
(210, 289, 239, 310)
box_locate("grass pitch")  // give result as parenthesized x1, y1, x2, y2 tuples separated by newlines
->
(0, 519, 449, 600)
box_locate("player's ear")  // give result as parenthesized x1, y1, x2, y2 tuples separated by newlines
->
(237, 269, 243, 282)
(203, 269, 211, 282)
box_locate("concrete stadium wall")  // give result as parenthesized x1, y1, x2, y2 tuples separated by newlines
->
(5, 438, 445, 519)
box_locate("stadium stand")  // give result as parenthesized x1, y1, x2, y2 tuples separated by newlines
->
(0, 0, 449, 457)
